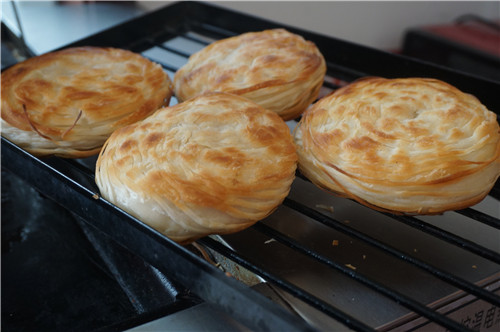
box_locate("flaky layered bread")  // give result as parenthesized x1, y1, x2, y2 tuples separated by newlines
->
(95, 92, 297, 244)
(174, 29, 326, 120)
(294, 77, 500, 214)
(1, 46, 172, 158)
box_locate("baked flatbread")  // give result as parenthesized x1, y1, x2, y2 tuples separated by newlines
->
(294, 77, 500, 214)
(1, 46, 172, 158)
(174, 29, 326, 120)
(96, 92, 297, 244)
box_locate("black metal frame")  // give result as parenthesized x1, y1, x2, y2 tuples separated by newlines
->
(402, 15, 500, 82)
(2, 2, 499, 331)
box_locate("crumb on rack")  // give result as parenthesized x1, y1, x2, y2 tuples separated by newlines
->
(264, 238, 276, 244)
(315, 204, 334, 213)
(92, 193, 99, 200)
(345, 263, 357, 270)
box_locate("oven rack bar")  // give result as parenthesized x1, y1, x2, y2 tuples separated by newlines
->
(455, 207, 500, 229)
(288, 172, 499, 262)
(385, 213, 500, 264)
(198, 236, 376, 332)
(199, 231, 473, 332)
(281, 198, 500, 307)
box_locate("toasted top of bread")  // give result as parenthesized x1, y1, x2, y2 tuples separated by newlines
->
(96, 92, 297, 243)
(2, 46, 172, 157)
(174, 29, 326, 120)
(294, 77, 500, 214)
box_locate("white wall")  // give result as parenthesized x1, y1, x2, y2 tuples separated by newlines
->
(140, 1, 500, 51)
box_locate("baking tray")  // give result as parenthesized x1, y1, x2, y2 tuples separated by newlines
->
(2, 2, 499, 331)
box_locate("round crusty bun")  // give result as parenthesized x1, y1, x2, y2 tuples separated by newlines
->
(96, 92, 297, 244)
(294, 77, 500, 214)
(1, 46, 173, 158)
(174, 29, 326, 121)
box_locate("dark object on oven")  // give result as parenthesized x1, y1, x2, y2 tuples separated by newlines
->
(402, 14, 500, 81)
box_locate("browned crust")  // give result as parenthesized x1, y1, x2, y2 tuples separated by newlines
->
(1, 46, 173, 157)
(295, 77, 500, 214)
(96, 92, 298, 243)
(174, 29, 326, 120)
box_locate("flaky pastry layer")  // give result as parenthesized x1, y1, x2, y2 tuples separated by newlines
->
(294, 77, 500, 214)
(174, 29, 326, 120)
(96, 92, 297, 244)
(1, 46, 173, 158)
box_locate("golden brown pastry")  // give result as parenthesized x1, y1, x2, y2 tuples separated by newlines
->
(1, 46, 173, 158)
(95, 92, 297, 244)
(294, 77, 500, 214)
(174, 29, 326, 120)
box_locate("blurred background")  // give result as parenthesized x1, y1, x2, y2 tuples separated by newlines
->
(3, 1, 499, 79)
(2, 1, 498, 52)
